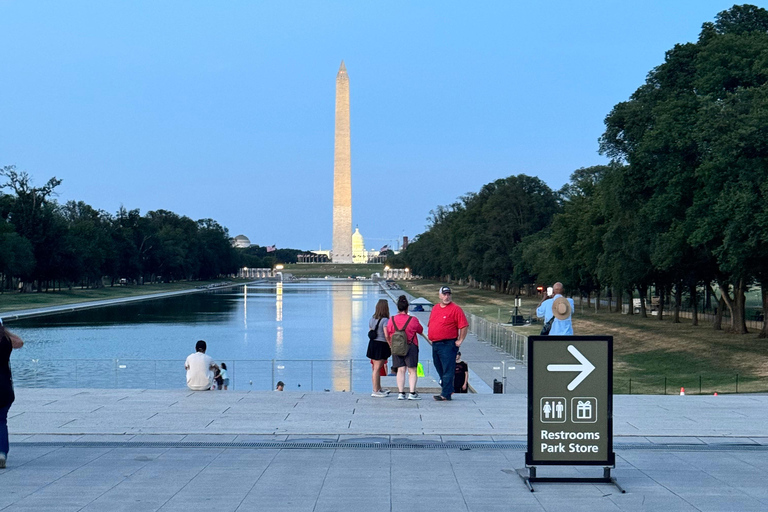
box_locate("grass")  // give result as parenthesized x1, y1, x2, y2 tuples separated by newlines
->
(282, 263, 385, 278)
(398, 280, 768, 394)
(0, 279, 238, 314)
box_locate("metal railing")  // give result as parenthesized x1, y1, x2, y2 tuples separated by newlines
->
(467, 313, 527, 364)
(619, 373, 768, 395)
(8, 357, 518, 393)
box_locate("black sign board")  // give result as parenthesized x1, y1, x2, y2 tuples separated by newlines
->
(526, 335, 614, 467)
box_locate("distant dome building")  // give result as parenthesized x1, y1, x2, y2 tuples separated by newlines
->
(231, 234, 251, 248)
(352, 227, 367, 263)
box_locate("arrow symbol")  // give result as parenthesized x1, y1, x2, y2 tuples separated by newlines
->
(546, 345, 595, 391)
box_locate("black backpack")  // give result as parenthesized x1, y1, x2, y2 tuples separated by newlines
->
(368, 318, 382, 341)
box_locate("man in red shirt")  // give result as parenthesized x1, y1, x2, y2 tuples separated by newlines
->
(427, 286, 469, 401)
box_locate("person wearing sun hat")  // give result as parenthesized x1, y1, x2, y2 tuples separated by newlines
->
(0, 318, 25, 469)
(536, 282, 575, 335)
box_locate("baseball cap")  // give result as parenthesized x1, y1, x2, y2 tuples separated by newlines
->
(439, 286, 452, 294)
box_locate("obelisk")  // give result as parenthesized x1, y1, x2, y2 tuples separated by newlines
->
(332, 61, 353, 263)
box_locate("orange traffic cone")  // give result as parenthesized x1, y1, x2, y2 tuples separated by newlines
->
(680, 387, 685, 395)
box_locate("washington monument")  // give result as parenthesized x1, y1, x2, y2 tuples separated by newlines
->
(332, 61, 353, 263)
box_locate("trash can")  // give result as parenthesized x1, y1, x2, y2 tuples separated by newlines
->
(493, 379, 503, 394)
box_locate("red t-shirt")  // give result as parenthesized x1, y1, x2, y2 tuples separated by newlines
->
(387, 313, 424, 346)
(428, 301, 469, 341)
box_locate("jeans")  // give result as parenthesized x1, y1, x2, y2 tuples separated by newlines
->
(432, 340, 458, 398)
(0, 404, 9, 455)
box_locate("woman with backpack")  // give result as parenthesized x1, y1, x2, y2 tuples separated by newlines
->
(387, 295, 424, 400)
(367, 299, 391, 397)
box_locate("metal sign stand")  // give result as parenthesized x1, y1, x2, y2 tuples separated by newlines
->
(519, 335, 625, 493)
(516, 466, 625, 493)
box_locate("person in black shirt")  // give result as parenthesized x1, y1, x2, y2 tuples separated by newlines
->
(1, 319, 24, 469)
(454, 351, 468, 394)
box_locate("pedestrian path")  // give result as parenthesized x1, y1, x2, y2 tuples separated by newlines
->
(3, 389, 768, 512)
(0, 281, 251, 322)
(8, 389, 768, 438)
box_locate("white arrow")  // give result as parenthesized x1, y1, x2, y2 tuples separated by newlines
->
(546, 345, 595, 391)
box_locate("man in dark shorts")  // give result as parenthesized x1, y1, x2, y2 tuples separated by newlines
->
(427, 286, 468, 401)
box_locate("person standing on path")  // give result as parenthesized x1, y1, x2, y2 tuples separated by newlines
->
(367, 299, 391, 397)
(427, 286, 468, 401)
(0, 319, 24, 469)
(454, 351, 469, 394)
(536, 282, 575, 335)
(387, 295, 424, 400)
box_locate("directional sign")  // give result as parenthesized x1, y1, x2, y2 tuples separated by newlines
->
(527, 336, 614, 466)
(546, 345, 595, 391)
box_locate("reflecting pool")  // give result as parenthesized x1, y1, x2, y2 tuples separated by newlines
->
(9, 281, 402, 391)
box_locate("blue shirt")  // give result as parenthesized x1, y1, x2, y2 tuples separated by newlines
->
(536, 294, 575, 335)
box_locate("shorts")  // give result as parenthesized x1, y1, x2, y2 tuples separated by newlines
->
(366, 339, 391, 361)
(223, 378, 229, 387)
(391, 343, 418, 369)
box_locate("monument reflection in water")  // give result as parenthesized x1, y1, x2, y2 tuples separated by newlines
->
(9, 281, 389, 391)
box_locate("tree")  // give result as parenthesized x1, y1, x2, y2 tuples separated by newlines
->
(600, 4, 768, 333)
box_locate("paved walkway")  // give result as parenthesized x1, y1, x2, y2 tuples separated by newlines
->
(0, 281, 250, 322)
(2, 390, 768, 511)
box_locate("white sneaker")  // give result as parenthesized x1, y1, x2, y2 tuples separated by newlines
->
(371, 390, 387, 398)
(378, 389, 391, 395)
(397, 393, 406, 400)
(0, 452, 6, 469)
(408, 392, 421, 400)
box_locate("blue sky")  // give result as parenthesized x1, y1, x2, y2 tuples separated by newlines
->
(0, 1, 753, 250)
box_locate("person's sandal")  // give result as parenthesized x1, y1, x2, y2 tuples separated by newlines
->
(433, 395, 449, 401)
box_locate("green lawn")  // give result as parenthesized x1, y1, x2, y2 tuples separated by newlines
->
(398, 280, 768, 394)
(282, 263, 385, 278)
(0, 279, 238, 314)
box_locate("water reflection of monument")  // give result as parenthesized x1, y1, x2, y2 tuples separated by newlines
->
(331, 285, 352, 390)
(275, 283, 283, 358)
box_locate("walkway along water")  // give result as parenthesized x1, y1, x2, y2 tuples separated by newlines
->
(379, 282, 527, 393)
(0, 281, 251, 323)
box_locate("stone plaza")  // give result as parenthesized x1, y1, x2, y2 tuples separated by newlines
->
(2, 389, 767, 511)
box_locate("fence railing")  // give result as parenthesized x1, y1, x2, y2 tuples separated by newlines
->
(9, 358, 514, 393)
(467, 313, 527, 364)
(13, 359, 766, 395)
(618, 374, 768, 395)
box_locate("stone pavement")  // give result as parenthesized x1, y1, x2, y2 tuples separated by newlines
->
(2, 390, 768, 511)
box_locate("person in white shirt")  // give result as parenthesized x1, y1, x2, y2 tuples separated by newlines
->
(184, 340, 219, 391)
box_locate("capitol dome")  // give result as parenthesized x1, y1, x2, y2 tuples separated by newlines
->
(232, 234, 251, 248)
(352, 227, 366, 263)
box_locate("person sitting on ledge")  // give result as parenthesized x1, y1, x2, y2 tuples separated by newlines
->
(184, 340, 219, 391)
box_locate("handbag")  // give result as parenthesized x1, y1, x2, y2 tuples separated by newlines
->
(368, 318, 382, 341)
(540, 316, 555, 335)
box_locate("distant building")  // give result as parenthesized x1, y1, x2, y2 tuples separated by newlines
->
(352, 227, 367, 263)
(232, 234, 251, 248)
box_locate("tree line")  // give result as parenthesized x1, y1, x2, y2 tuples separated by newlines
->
(0, 166, 240, 291)
(390, 5, 768, 337)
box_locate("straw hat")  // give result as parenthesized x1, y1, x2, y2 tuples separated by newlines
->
(552, 297, 571, 320)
